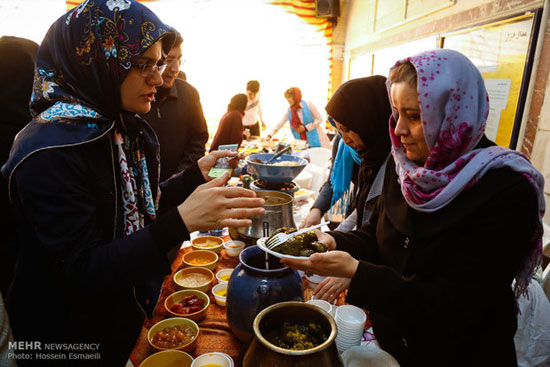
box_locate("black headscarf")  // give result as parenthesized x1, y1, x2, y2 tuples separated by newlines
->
(325, 76, 392, 225)
(228, 93, 248, 114)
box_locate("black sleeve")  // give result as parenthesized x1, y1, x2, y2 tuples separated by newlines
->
(158, 163, 206, 214)
(312, 179, 333, 214)
(176, 86, 208, 172)
(328, 200, 381, 261)
(12, 150, 193, 293)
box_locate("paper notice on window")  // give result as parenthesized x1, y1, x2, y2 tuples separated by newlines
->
(484, 79, 511, 141)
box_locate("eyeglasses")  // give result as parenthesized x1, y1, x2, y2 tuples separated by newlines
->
(133, 62, 167, 78)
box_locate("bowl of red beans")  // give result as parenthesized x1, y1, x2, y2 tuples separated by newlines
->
(148, 317, 199, 353)
(164, 290, 210, 322)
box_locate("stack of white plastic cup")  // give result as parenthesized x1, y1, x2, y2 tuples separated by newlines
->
(335, 305, 367, 353)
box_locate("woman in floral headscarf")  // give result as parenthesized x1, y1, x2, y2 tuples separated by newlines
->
(283, 49, 545, 366)
(267, 87, 331, 148)
(1, 1, 264, 365)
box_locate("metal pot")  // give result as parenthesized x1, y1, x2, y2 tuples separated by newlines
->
(241, 301, 343, 367)
(235, 190, 296, 241)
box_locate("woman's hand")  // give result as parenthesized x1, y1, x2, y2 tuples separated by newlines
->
(295, 125, 306, 133)
(315, 230, 337, 251)
(299, 208, 322, 229)
(313, 277, 351, 304)
(198, 150, 237, 181)
(281, 250, 358, 278)
(178, 173, 265, 232)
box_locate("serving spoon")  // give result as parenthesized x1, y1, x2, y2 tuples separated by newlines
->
(252, 145, 292, 164)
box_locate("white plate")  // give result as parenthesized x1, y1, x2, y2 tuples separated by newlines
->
(256, 237, 310, 260)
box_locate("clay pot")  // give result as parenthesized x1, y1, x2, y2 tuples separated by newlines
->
(226, 246, 303, 341)
(241, 301, 343, 367)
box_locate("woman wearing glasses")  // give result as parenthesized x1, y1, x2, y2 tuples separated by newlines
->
(1, 1, 264, 365)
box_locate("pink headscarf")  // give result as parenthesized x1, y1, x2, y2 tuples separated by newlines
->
(387, 49, 545, 298)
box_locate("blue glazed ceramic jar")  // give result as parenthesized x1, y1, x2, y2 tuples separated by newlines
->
(226, 245, 304, 341)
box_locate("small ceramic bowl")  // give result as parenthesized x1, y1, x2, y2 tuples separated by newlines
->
(147, 317, 199, 353)
(215, 268, 234, 284)
(191, 236, 223, 254)
(182, 250, 219, 271)
(173, 267, 215, 293)
(212, 283, 228, 307)
(190, 352, 234, 367)
(222, 240, 245, 257)
(139, 350, 193, 367)
(164, 289, 210, 322)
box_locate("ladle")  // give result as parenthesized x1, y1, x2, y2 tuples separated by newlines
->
(253, 145, 292, 164)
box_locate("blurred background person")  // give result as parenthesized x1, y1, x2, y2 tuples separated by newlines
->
(300, 76, 392, 303)
(267, 87, 331, 148)
(210, 93, 248, 152)
(243, 80, 265, 138)
(0, 36, 39, 297)
(142, 30, 208, 181)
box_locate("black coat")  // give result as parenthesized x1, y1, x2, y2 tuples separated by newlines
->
(0, 36, 38, 295)
(6, 123, 204, 366)
(142, 79, 209, 181)
(331, 141, 538, 366)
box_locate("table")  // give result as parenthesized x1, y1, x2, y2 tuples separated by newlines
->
(129, 237, 357, 367)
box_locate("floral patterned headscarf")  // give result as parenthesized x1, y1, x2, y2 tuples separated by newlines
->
(30, 0, 174, 121)
(3, 0, 175, 233)
(387, 49, 545, 298)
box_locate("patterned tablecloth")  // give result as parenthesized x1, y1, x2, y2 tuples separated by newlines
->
(129, 236, 363, 366)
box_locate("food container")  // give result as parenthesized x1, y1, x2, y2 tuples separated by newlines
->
(191, 352, 234, 367)
(182, 250, 219, 271)
(246, 153, 307, 183)
(305, 273, 326, 289)
(164, 290, 210, 322)
(223, 240, 245, 257)
(241, 302, 342, 366)
(191, 236, 223, 254)
(226, 245, 303, 341)
(234, 191, 296, 241)
(306, 299, 333, 317)
(147, 317, 199, 353)
(215, 268, 234, 284)
(334, 305, 367, 352)
(173, 267, 214, 293)
(139, 350, 193, 367)
(212, 283, 228, 306)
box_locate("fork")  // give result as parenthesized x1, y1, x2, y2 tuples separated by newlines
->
(265, 220, 329, 250)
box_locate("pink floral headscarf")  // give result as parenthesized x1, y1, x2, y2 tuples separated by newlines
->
(387, 49, 545, 298)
